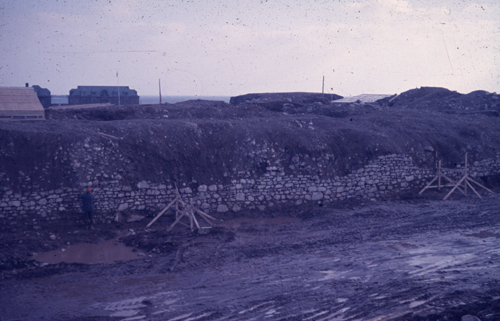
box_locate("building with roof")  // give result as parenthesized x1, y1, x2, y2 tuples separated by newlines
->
(0, 87, 45, 120)
(69, 86, 139, 105)
(30, 84, 52, 108)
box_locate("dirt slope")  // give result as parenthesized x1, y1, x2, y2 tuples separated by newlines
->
(1, 90, 499, 193)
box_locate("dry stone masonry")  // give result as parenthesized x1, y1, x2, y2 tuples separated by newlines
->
(1, 153, 499, 230)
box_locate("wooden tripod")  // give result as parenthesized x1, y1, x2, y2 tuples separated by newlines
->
(146, 187, 218, 232)
(419, 160, 460, 194)
(443, 153, 494, 200)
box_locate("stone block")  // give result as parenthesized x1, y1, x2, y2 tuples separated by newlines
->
(198, 185, 208, 192)
(180, 187, 193, 194)
(311, 192, 324, 200)
(9, 201, 20, 207)
(118, 203, 129, 211)
(127, 214, 145, 222)
(137, 181, 149, 189)
(236, 193, 245, 201)
(217, 204, 229, 212)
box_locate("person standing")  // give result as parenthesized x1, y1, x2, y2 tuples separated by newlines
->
(79, 188, 95, 230)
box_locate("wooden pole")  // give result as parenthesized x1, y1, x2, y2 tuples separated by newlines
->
(194, 207, 217, 221)
(419, 176, 438, 194)
(322, 75, 325, 98)
(167, 210, 188, 232)
(464, 153, 468, 196)
(146, 197, 178, 228)
(190, 200, 201, 230)
(159, 79, 162, 105)
(420, 153, 493, 200)
(443, 175, 467, 200)
(438, 160, 442, 190)
(146, 185, 220, 232)
(419, 160, 458, 194)
(117, 71, 120, 106)
(468, 177, 494, 194)
(466, 180, 482, 199)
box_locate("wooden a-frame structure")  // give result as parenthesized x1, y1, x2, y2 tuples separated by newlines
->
(420, 153, 494, 200)
(418, 160, 459, 194)
(146, 187, 218, 232)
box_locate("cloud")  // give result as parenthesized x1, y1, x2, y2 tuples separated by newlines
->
(0, 0, 498, 95)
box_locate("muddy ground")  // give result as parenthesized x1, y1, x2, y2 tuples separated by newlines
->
(1, 191, 499, 321)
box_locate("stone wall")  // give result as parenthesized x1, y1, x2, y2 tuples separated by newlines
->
(1, 153, 499, 230)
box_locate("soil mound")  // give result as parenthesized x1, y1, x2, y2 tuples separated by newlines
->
(229, 92, 342, 105)
(376, 86, 500, 114)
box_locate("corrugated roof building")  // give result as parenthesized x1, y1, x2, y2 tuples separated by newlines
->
(0, 87, 45, 120)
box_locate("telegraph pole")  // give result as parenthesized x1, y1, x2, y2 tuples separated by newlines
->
(116, 71, 121, 106)
(159, 79, 162, 104)
(322, 75, 325, 98)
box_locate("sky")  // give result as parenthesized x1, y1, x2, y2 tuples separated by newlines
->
(0, 0, 498, 97)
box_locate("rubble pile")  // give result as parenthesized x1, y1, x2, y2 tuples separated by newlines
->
(376, 86, 500, 114)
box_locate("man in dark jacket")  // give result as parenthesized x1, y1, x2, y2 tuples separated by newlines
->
(79, 188, 95, 230)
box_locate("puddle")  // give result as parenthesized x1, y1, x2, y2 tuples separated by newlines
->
(219, 216, 300, 229)
(33, 238, 143, 264)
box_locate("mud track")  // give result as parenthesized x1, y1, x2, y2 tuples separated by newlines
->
(1, 195, 499, 321)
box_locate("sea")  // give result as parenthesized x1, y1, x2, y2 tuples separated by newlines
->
(50, 95, 231, 106)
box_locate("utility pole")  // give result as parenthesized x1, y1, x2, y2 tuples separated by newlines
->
(116, 71, 121, 106)
(159, 79, 162, 104)
(322, 75, 325, 98)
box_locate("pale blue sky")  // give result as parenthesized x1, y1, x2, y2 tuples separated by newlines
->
(0, 0, 498, 96)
